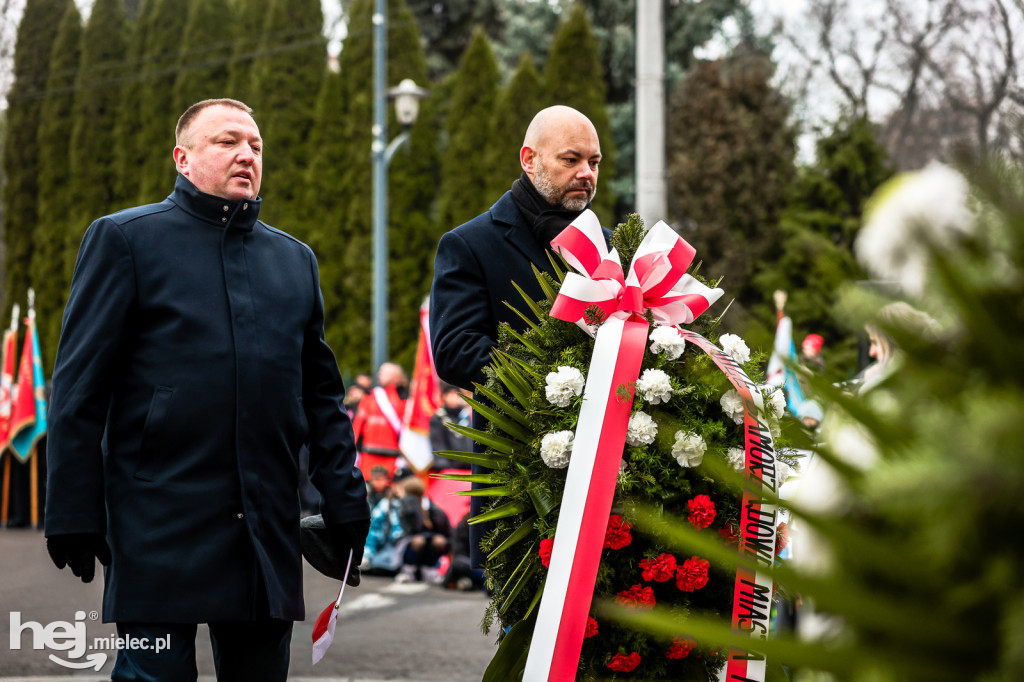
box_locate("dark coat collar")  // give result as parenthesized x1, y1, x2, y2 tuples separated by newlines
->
(490, 191, 553, 272)
(169, 174, 262, 232)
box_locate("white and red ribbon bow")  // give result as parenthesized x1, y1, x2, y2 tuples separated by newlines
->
(549, 210, 722, 329)
(523, 212, 723, 681)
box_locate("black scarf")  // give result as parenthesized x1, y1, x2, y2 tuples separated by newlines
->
(510, 172, 589, 248)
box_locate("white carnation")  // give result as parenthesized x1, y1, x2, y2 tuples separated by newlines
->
(719, 334, 751, 365)
(636, 368, 673, 405)
(720, 389, 745, 425)
(855, 163, 972, 298)
(776, 460, 792, 487)
(626, 411, 658, 446)
(545, 366, 585, 408)
(762, 385, 787, 418)
(727, 446, 746, 472)
(539, 430, 574, 468)
(671, 431, 707, 468)
(649, 325, 686, 360)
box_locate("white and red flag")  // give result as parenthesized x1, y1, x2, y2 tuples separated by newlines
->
(311, 548, 354, 665)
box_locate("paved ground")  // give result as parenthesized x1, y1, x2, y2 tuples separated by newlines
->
(0, 528, 497, 680)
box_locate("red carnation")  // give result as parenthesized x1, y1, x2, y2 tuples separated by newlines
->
(717, 520, 740, 546)
(615, 584, 656, 610)
(687, 494, 716, 530)
(584, 617, 599, 639)
(676, 556, 711, 592)
(539, 538, 554, 568)
(608, 651, 641, 673)
(639, 553, 678, 582)
(775, 521, 790, 556)
(603, 514, 633, 550)
(665, 637, 696, 660)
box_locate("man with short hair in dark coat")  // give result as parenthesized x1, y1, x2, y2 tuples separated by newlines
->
(429, 105, 605, 567)
(44, 98, 369, 681)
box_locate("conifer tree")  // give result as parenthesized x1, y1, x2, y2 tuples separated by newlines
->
(487, 51, 542, 199)
(753, 116, 894, 370)
(667, 46, 796, 329)
(33, 2, 82, 370)
(226, 0, 270, 102)
(173, 0, 233, 113)
(437, 27, 500, 232)
(132, 0, 188, 204)
(543, 4, 617, 224)
(114, 0, 156, 204)
(332, 0, 438, 374)
(247, 0, 325, 229)
(2, 0, 70, 322)
(67, 0, 129, 278)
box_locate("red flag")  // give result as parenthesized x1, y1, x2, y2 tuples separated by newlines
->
(311, 549, 353, 664)
(0, 306, 19, 450)
(399, 300, 441, 472)
(8, 317, 35, 464)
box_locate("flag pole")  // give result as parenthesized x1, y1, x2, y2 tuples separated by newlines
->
(25, 291, 38, 529)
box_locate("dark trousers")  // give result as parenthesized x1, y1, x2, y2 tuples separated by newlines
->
(110, 619, 293, 682)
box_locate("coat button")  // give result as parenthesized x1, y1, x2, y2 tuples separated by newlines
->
(243, 203, 249, 210)
(223, 205, 229, 211)
(222, 217, 227, 223)
(237, 513, 244, 519)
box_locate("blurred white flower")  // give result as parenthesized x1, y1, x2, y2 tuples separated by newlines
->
(540, 431, 574, 468)
(719, 334, 751, 365)
(636, 368, 673, 405)
(855, 162, 972, 298)
(626, 411, 658, 446)
(776, 460, 792, 487)
(761, 385, 787, 418)
(720, 389, 745, 425)
(649, 325, 686, 360)
(727, 446, 745, 472)
(672, 431, 707, 467)
(545, 366, 585, 408)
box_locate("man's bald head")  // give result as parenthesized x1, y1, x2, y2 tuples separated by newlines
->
(376, 362, 407, 388)
(520, 106, 601, 211)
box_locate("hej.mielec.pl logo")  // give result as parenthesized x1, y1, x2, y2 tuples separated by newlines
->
(10, 610, 170, 670)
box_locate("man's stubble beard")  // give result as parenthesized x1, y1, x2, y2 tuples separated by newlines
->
(533, 160, 595, 212)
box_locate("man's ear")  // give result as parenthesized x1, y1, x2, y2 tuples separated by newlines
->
(172, 146, 189, 176)
(520, 145, 536, 175)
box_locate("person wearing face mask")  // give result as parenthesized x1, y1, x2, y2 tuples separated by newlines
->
(43, 99, 369, 681)
(429, 105, 606, 567)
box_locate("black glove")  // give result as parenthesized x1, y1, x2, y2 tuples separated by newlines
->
(46, 533, 111, 584)
(300, 515, 369, 587)
(328, 518, 370, 570)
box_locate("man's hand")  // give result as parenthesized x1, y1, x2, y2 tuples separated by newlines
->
(328, 518, 371, 571)
(46, 533, 111, 583)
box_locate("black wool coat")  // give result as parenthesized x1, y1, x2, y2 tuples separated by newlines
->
(45, 175, 369, 623)
(429, 191, 558, 392)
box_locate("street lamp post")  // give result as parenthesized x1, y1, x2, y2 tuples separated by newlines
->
(371, 0, 428, 372)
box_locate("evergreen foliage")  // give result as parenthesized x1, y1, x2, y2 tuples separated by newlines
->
(755, 116, 895, 376)
(2, 0, 68, 325)
(437, 27, 500, 232)
(67, 0, 129, 275)
(487, 52, 543, 199)
(33, 1, 82, 370)
(408, 0, 504, 80)
(332, 0, 438, 374)
(543, 4, 617, 225)
(114, 0, 156, 204)
(133, 0, 188, 204)
(248, 0, 325, 229)
(667, 46, 796, 331)
(173, 0, 233, 115)
(226, 0, 270, 101)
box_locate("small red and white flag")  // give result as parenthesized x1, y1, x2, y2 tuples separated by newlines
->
(311, 549, 354, 665)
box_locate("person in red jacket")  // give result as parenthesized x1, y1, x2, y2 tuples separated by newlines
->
(352, 362, 408, 476)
